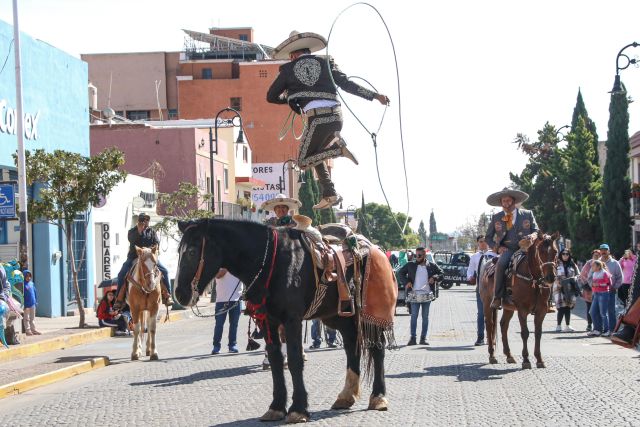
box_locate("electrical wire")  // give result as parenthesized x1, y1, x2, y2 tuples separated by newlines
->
(325, 2, 411, 236)
(0, 39, 14, 76)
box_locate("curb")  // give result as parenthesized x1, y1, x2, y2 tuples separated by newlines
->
(0, 356, 110, 399)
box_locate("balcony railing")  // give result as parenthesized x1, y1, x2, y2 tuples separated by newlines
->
(212, 201, 268, 223)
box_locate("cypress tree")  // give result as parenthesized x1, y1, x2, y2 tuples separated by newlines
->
(357, 192, 370, 238)
(571, 89, 600, 164)
(601, 87, 631, 257)
(418, 220, 427, 246)
(298, 170, 317, 224)
(563, 117, 602, 260)
(429, 210, 438, 234)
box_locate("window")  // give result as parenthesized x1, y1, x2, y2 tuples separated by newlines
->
(259, 69, 268, 78)
(230, 97, 242, 111)
(126, 110, 150, 121)
(202, 68, 212, 79)
(168, 109, 178, 119)
(115, 110, 124, 117)
(223, 167, 229, 192)
(242, 146, 248, 163)
(239, 34, 248, 41)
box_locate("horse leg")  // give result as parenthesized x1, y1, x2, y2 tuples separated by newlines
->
(500, 310, 516, 363)
(131, 307, 142, 361)
(534, 303, 546, 368)
(327, 316, 361, 410)
(145, 311, 151, 356)
(258, 323, 287, 422)
(517, 311, 531, 369)
(485, 306, 498, 364)
(148, 308, 159, 361)
(283, 319, 309, 424)
(368, 335, 388, 411)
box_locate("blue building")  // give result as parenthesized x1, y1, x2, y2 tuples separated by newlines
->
(0, 19, 95, 316)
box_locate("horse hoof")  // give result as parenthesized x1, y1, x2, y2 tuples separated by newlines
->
(259, 409, 285, 422)
(536, 362, 546, 368)
(368, 396, 388, 411)
(285, 412, 309, 423)
(150, 353, 159, 361)
(522, 362, 532, 369)
(146, 350, 151, 356)
(506, 357, 517, 364)
(489, 357, 498, 364)
(131, 354, 139, 361)
(331, 397, 355, 410)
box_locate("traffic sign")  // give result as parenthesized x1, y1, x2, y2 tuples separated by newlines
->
(0, 181, 17, 219)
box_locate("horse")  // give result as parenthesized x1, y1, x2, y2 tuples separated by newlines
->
(479, 232, 558, 369)
(126, 245, 162, 361)
(174, 219, 397, 423)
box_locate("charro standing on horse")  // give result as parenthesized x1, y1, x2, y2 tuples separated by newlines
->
(485, 188, 539, 310)
(114, 213, 173, 310)
(266, 31, 390, 210)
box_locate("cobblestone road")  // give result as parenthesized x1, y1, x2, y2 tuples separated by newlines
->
(0, 287, 638, 426)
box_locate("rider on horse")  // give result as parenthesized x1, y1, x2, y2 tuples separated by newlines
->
(114, 213, 173, 310)
(485, 188, 539, 310)
(266, 31, 390, 210)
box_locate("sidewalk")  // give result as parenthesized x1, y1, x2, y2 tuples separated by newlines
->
(0, 301, 216, 398)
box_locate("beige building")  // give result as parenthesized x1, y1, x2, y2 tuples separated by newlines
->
(628, 131, 640, 244)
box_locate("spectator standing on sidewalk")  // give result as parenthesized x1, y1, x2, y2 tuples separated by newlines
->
(553, 249, 580, 332)
(579, 249, 600, 332)
(22, 270, 40, 336)
(397, 246, 443, 346)
(97, 289, 128, 336)
(618, 249, 636, 308)
(466, 236, 496, 346)
(599, 244, 623, 335)
(588, 260, 612, 337)
(309, 319, 337, 349)
(211, 268, 243, 355)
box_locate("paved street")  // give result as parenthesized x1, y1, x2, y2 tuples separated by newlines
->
(0, 286, 638, 426)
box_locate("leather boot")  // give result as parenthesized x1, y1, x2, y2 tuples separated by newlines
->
(162, 286, 174, 306)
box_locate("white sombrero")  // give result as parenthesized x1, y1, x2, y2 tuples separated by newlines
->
(486, 188, 529, 207)
(272, 31, 327, 60)
(260, 194, 302, 212)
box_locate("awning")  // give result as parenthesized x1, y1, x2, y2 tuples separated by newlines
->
(236, 177, 265, 187)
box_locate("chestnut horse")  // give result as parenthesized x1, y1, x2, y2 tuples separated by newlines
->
(173, 219, 397, 423)
(127, 246, 162, 361)
(479, 233, 558, 369)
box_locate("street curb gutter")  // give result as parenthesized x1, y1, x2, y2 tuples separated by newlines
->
(0, 356, 110, 399)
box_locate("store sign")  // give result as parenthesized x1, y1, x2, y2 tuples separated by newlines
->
(0, 182, 16, 219)
(102, 223, 111, 280)
(0, 99, 40, 140)
(251, 163, 284, 205)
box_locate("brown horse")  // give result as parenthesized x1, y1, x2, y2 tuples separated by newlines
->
(126, 245, 162, 361)
(479, 233, 558, 369)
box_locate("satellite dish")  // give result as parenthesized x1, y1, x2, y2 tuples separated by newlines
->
(132, 197, 145, 208)
(103, 107, 115, 119)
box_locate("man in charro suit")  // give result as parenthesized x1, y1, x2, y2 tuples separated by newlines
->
(484, 188, 539, 309)
(267, 31, 390, 210)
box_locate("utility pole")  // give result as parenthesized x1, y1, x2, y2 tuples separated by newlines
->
(13, 0, 29, 269)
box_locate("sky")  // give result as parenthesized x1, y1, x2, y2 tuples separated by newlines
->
(2, 0, 640, 234)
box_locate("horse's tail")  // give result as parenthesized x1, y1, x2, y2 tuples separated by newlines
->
(359, 320, 395, 383)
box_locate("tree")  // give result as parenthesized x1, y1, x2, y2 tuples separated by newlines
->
(20, 148, 127, 327)
(356, 202, 417, 249)
(357, 192, 370, 239)
(601, 88, 631, 257)
(510, 123, 568, 236)
(563, 117, 602, 260)
(417, 220, 427, 246)
(297, 170, 319, 225)
(154, 182, 214, 239)
(319, 205, 337, 224)
(571, 89, 600, 164)
(429, 210, 437, 234)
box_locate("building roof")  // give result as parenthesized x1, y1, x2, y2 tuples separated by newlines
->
(182, 29, 274, 60)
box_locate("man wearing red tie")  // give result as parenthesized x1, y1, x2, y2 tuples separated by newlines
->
(484, 188, 539, 310)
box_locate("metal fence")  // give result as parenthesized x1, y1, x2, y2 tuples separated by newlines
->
(212, 201, 268, 223)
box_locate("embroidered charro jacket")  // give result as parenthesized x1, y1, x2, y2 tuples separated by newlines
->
(265, 215, 297, 228)
(484, 208, 539, 251)
(266, 55, 376, 114)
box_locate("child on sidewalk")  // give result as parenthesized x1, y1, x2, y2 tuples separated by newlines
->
(22, 270, 40, 335)
(97, 288, 128, 336)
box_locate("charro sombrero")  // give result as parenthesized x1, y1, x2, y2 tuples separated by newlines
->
(260, 194, 302, 212)
(272, 31, 327, 60)
(486, 188, 529, 207)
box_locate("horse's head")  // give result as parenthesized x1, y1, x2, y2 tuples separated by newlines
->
(535, 231, 559, 284)
(135, 245, 161, 290)
(174, 219, 221, 307)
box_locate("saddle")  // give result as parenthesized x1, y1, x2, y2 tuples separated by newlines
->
(482, 250, 527, 286)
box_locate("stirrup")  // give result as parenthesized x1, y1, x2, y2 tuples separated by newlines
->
(338, 298, 355, 317)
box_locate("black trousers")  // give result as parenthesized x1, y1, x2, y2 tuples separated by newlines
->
(557, 306, 571, 325)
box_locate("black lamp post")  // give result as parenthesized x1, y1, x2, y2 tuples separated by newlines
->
(209, 107, 246, 213)
(611, 42, 639, 94)
(278, 158, 305, 198)
(555, 124, 570, 141)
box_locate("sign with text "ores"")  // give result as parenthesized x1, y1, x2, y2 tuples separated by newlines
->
(0, 181, 16, 219)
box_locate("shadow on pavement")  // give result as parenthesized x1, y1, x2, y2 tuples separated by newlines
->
(387, 363, 520, 382)
(214, 408, 365, 426)
(425, 345, 475, 351)
(129, 365, 257, 387)
(53, 355, 105, 364)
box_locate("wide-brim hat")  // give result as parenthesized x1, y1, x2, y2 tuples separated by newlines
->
(272, 31, 327, 60)
(293, 214, 313, 229)
(260, 194, 302, 212)
(486, 188, 529, 207)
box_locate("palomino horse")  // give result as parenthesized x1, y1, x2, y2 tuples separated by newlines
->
(174, 219, 397, 424)
(127, 245, 162, 361)
(479, 233, 558, 369)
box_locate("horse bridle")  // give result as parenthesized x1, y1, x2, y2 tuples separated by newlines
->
(128, 250, 161, 294)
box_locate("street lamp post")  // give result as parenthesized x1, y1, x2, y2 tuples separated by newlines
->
(555, 124, 570, 141)
(209, 107, 246, 213)
(278, 159, 305, 198)
(611, 42, 639, 94)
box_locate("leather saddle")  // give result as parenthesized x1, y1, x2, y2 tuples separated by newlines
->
(482, 250, 527, 283)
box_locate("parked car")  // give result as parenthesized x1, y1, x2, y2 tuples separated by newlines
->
(433, 251, 471, 289)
